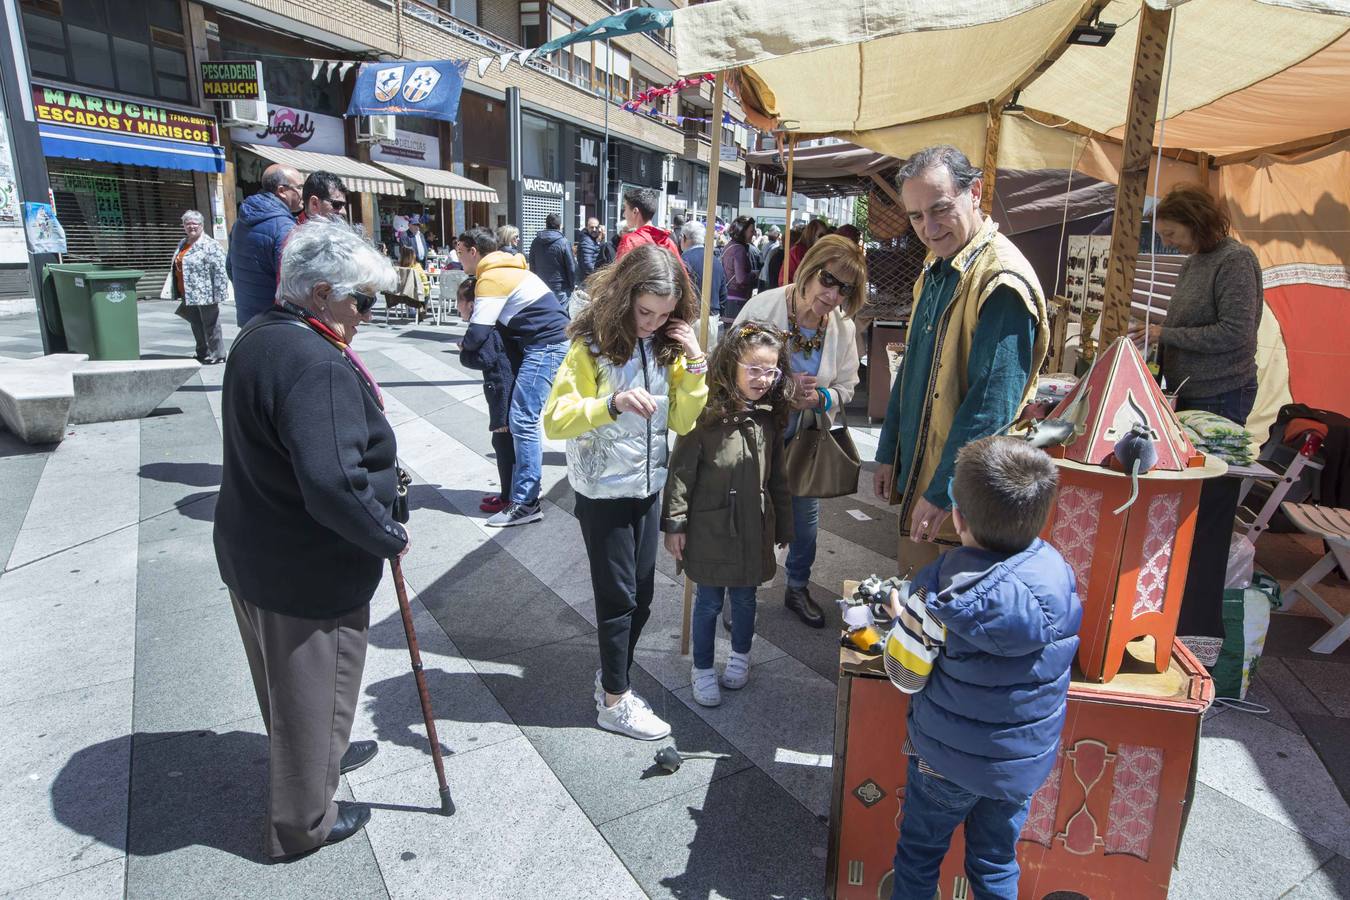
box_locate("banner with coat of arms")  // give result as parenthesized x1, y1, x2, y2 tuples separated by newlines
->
(346, 60, 469, 123)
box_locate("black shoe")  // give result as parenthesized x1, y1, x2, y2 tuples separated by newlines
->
(785, 585, 826, 629)
(324, 801, 371, 846)
(340, 740, 379, 775)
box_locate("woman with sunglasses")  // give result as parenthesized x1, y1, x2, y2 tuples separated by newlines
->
(733, 235, 868, 628)
(214, 219, 407, 860)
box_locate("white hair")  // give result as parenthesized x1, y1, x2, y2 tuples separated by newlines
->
(681, 221, 706, 246)
(278, 220, 396, 305)
(181, 210, 204, 225)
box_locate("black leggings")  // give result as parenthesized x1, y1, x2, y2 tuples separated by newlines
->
(491, 431, 516, 499)
(574, 491, 660, 696)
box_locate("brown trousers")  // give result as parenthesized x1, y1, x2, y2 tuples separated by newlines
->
(230, 591, 369, 858)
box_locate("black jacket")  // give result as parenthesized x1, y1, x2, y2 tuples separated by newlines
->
(529, 229, 577, 295)
(681, 245, 728, 317)
(214, 310, 408, 618)
(576, 230, 603, 283)
(460, 324, 521, 431)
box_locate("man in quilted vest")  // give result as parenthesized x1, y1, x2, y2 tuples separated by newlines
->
(873, 145, 1049, 573)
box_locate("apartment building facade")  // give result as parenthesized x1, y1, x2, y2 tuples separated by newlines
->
(9, 0, 747, 292)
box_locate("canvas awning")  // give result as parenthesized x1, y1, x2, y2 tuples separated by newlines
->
(235, 143, 404, 196)
(673, 0, 1350, 174)
(370, 161, 499, 202)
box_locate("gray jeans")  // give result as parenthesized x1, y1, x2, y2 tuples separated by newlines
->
(185, 303, 223, 360)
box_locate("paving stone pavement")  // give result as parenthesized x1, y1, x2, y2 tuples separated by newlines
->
(2, 301, 1349, 898)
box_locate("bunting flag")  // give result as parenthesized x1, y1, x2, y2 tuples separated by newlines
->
(621, 74, 715, 112)
(470, 7, 674, 80)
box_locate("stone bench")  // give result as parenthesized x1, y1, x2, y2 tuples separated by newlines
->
(0, 355, 200, 444)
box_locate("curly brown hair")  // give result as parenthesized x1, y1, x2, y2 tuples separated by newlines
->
(701, 320, 798, 426)
(568, 244, 696, 367)
(1155, 183, 1231, 253)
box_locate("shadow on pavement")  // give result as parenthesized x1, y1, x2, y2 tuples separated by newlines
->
(139, 461, 222, 487)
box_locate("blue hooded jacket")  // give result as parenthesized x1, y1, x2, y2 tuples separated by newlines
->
(227, 191, 296, 326)
(907, 538, 1082, 803)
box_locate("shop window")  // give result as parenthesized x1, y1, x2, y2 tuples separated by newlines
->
(21, 0, 190, 103)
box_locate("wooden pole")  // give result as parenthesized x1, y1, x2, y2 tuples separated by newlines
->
(1099, 4, 1174, 346)
(780, 136, 796, 284)
(981, 104, 1001, 216)
(680, 70, 727, 657)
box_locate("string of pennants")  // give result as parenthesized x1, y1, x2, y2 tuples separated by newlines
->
(621, 74, 715, 112)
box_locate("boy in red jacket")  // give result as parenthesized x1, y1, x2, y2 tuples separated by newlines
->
(616, 187, 681, 261)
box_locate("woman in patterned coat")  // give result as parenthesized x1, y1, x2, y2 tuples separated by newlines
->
(173, 209, 228, 363)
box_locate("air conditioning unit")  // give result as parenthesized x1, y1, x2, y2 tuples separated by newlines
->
(357, 115, 396, 143)
(221, 96, 267, 129)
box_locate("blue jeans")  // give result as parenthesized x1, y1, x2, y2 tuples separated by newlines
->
(1177, 379, 1258, 427)
(508, 340, 568, 505)
(892, 757, 1030, 900)
(784, 495, 819, 589)
(692, 584, 756, 669)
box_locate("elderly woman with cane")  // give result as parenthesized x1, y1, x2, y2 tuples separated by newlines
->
(214, 219, 409, 859)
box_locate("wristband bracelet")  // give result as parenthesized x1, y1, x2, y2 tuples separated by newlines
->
(817, 387, 832, 411)
(607, 394, 620, 418)
(685, 355, 708, 375)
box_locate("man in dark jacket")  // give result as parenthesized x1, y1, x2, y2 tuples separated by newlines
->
(529, 213, 577, 304)
(679, 221, 727, 345)
(227, 163, 301, 326)
(575, 216, 604, 283)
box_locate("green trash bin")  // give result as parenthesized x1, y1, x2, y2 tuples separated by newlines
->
(48, 264, 144, 360)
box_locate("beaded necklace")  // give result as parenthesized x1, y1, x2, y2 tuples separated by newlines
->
(786, 286, 827, 356)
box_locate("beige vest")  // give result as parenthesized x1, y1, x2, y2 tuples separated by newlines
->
(892, 217, 1050, 542)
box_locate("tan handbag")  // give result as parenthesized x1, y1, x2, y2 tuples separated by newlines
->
(784, 408, 862, 498)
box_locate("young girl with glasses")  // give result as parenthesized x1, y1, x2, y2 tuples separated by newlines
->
(661, 323, 797, 707)
(543, 244, 708, 741)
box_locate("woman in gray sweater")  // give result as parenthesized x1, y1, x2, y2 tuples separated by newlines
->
(1131, 184, 1263, 425)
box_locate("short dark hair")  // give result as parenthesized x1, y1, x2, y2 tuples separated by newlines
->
(671, 213, 686, 229)
(622, 187, 658, 222)
(457, 227, 499, 255)
(897, 145, 983, 194)
(951, 436, 1059, 554)
(303, 170, 345, 206)
(1155, 183, 1230, 253)
(545, 212, 561, 230)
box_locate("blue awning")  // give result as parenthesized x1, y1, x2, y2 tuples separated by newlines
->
(39, 123, 225, 173)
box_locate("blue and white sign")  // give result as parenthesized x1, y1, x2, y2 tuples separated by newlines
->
(347, 60, 469, 123)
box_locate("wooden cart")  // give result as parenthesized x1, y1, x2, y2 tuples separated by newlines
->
(826, 637, 1212, 899)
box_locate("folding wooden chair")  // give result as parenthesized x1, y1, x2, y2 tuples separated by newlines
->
(1280, 501, 1350, 654)
(1238, 430, 1324, 543)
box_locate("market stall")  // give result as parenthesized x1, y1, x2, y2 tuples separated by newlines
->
(668, 1, 1350, 896)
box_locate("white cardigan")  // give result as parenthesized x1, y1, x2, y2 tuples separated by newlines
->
(732, 286, 860, 427)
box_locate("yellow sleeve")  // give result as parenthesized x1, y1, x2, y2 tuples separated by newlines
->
(667, 354, 709, 436)
(543, 340, 616, 439)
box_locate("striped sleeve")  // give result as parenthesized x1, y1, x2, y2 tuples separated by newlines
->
(883, 587, 946, 694)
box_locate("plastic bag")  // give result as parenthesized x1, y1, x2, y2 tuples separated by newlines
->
(1213, 572, 1280, 699)
(1225, 534, 1256, 590)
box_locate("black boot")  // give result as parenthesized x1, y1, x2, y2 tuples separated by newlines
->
(324, 801, 371, 846)
(785, 585, 825, 628)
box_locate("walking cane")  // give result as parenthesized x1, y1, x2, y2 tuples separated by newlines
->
(390, 558, 454, 815)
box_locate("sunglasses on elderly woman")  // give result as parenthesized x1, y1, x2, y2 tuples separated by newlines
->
(817, 268, 855, 297)
(351, 290, 378, 314)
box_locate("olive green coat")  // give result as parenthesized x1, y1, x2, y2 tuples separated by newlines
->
(661, 405, 794, 588)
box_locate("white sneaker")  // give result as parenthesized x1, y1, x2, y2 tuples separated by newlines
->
(596, 693, 671, 740)
(691, 666, 722, 707)
(721, 651, 751, 690)
(594, 670, 652, 710)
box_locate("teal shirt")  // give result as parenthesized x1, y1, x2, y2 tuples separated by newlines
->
(875, 259, 1036, 510)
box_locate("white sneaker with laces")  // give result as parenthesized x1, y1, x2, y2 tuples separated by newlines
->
(596, 693, 670, 740)
(721, 651, 751, 690)
(594, 670, 652, 710)
(691, 666, 722, 707)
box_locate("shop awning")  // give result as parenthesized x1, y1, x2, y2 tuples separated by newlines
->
(38, 123, 225, 173)
(370, 161, 499, 203)
(235, 142, 404, 196)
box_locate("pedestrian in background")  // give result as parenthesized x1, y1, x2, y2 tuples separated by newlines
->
(576, 216, 605, 283)
(215, 219, 406, 859)
(663, 323, 795, 708)
(679, 221, 727, 346)
(496, 224, 522, 255)
(721, 216, 759, 322)
(298, 171, 347, 224)
(400, 219, 429, 264)
(616, 187, 681, 260)
(227, 162, 301, 326)
(529, 212, 577, 307)
(171, 210, 227, 364)
(543, 244, 708, 741)
(783, 218, 832, 285)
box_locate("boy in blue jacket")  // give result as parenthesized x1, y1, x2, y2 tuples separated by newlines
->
(882, 436, 1082, 900)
